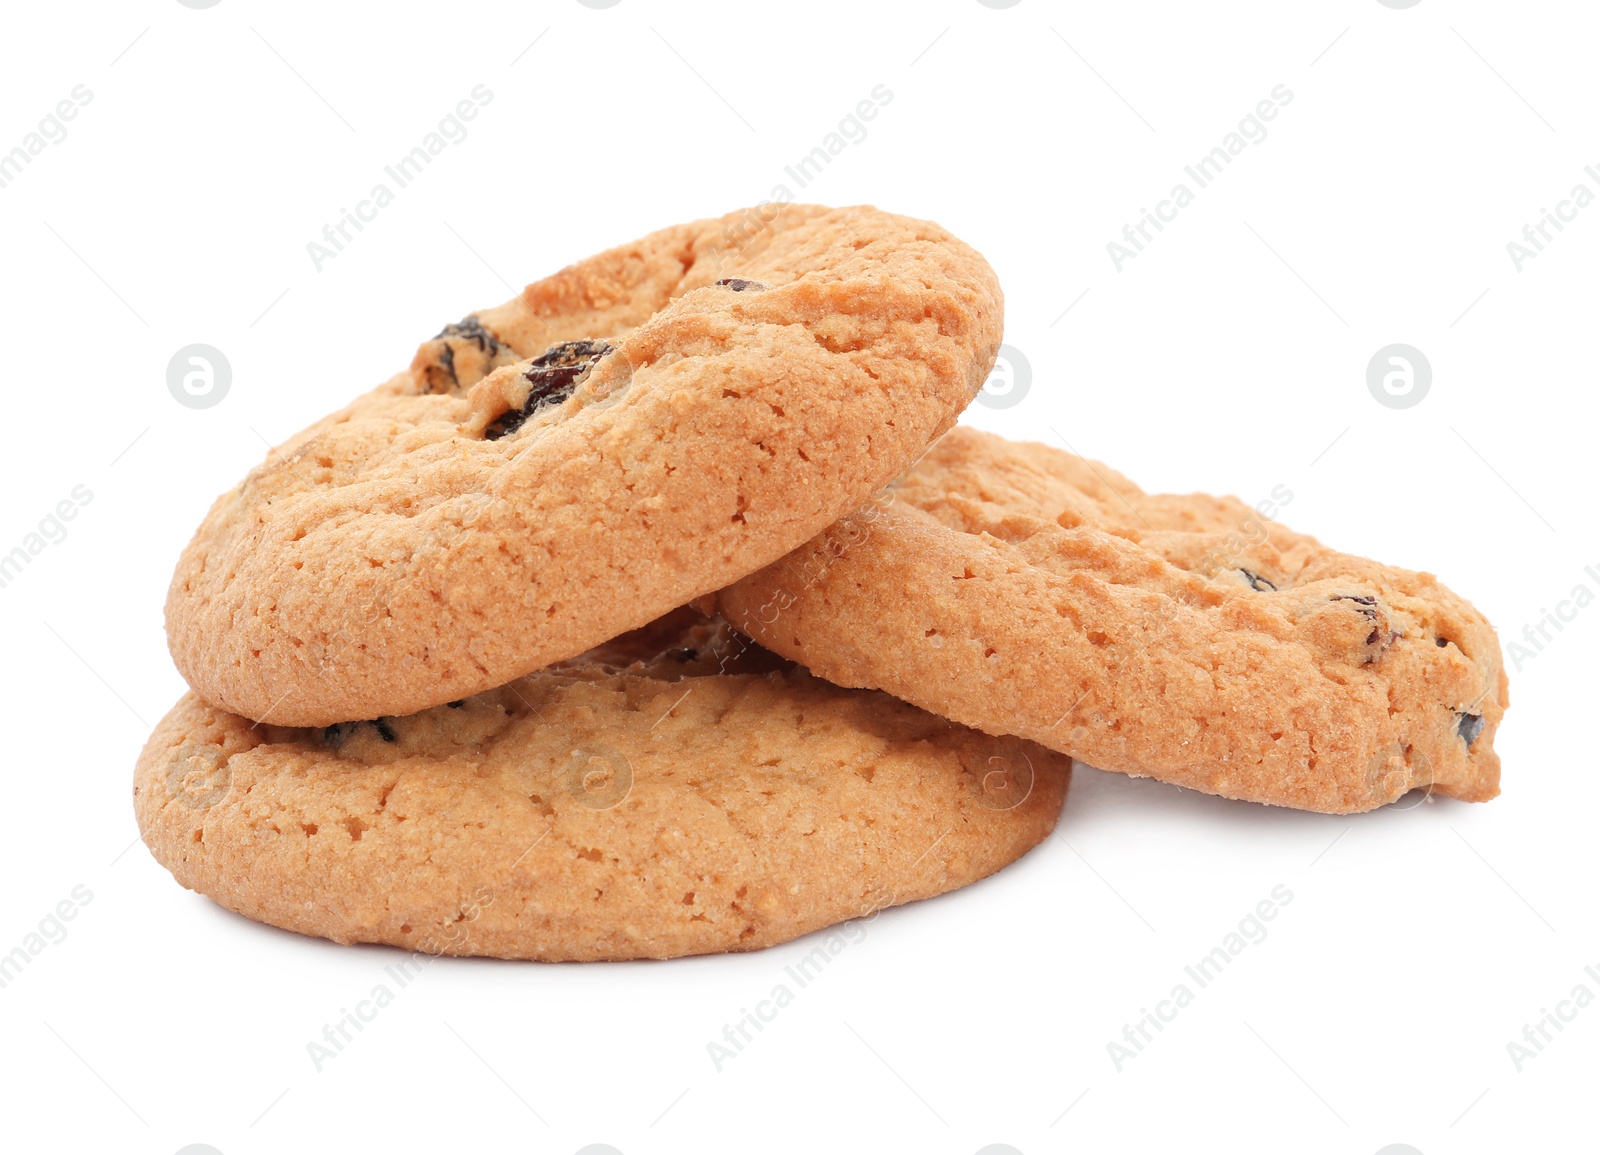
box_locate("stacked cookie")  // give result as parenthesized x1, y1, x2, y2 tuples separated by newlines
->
(137, 205, 1507, 962)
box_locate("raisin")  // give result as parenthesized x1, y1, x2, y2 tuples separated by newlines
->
(321, 719, 396, 745)
(1326, 594, 1399, 663)
(485, 339, 614, 441)
(1240, 569, 1276, 592)
(1457, 712, 1485, 745)
(434, 316, 501, 355)
(420, 316, 506, 393)
(713, 278, 769, 292)
(1436, 637, 1450, 648)
(446, 700, 465, 709)
(1333, 594, 1379, 619)
(321, 722, 359, 747)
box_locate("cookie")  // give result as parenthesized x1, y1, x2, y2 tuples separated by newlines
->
(135, 609, 1068, 962)
(166, 205, 1002, 726)
(720, 428, 1508, 814)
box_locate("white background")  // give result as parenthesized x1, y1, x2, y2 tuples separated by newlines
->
(0, 1, 1594, 1152)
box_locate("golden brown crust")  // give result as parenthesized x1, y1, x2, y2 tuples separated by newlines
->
(166, 206, 1003, 726)
(136, 611, 1068, 961)
(721, 427, 1508, 814)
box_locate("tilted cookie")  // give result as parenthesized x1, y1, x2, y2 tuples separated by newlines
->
(136, 610, 1067, 962)
(166, 205, 1002, 726)
(721, 427, 1508, 814)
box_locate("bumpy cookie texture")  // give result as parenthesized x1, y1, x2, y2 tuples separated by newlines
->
(166, 205, 1003, 726)
(721, 428, 1508, 815)
(136, 610, 1067, 962)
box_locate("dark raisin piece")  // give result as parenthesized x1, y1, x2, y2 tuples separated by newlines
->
(435, 341, 457, 384)
(1325, 594, 1397, 663)
(446, 700, 465, 709)
(713, 278, 769, 292)
(374, 718, 397, 743)
(1333, 594, 1379, 619)
(1457, 712, 1485, 745)
(1240, 569, 1276, 592)
(1436, 637, 1450, 648)
(419, 316, 506, 393)
(322, 722, 360, 748)
(434, 316, 501, 356)
(485, 339, 614, 441)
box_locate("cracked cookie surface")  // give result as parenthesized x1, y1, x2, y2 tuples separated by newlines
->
(136, 609, 1068, 962)
(720, 427, 1508, 814)
(166, 205, 1003, 726)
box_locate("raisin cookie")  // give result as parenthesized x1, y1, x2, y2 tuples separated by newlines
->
(166, 205, 1002, 726)
(136, 610, 1068, 962)
(720, 428, 1507, 815)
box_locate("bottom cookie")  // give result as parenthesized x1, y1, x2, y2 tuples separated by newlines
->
(135, 610, 1069, 961)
